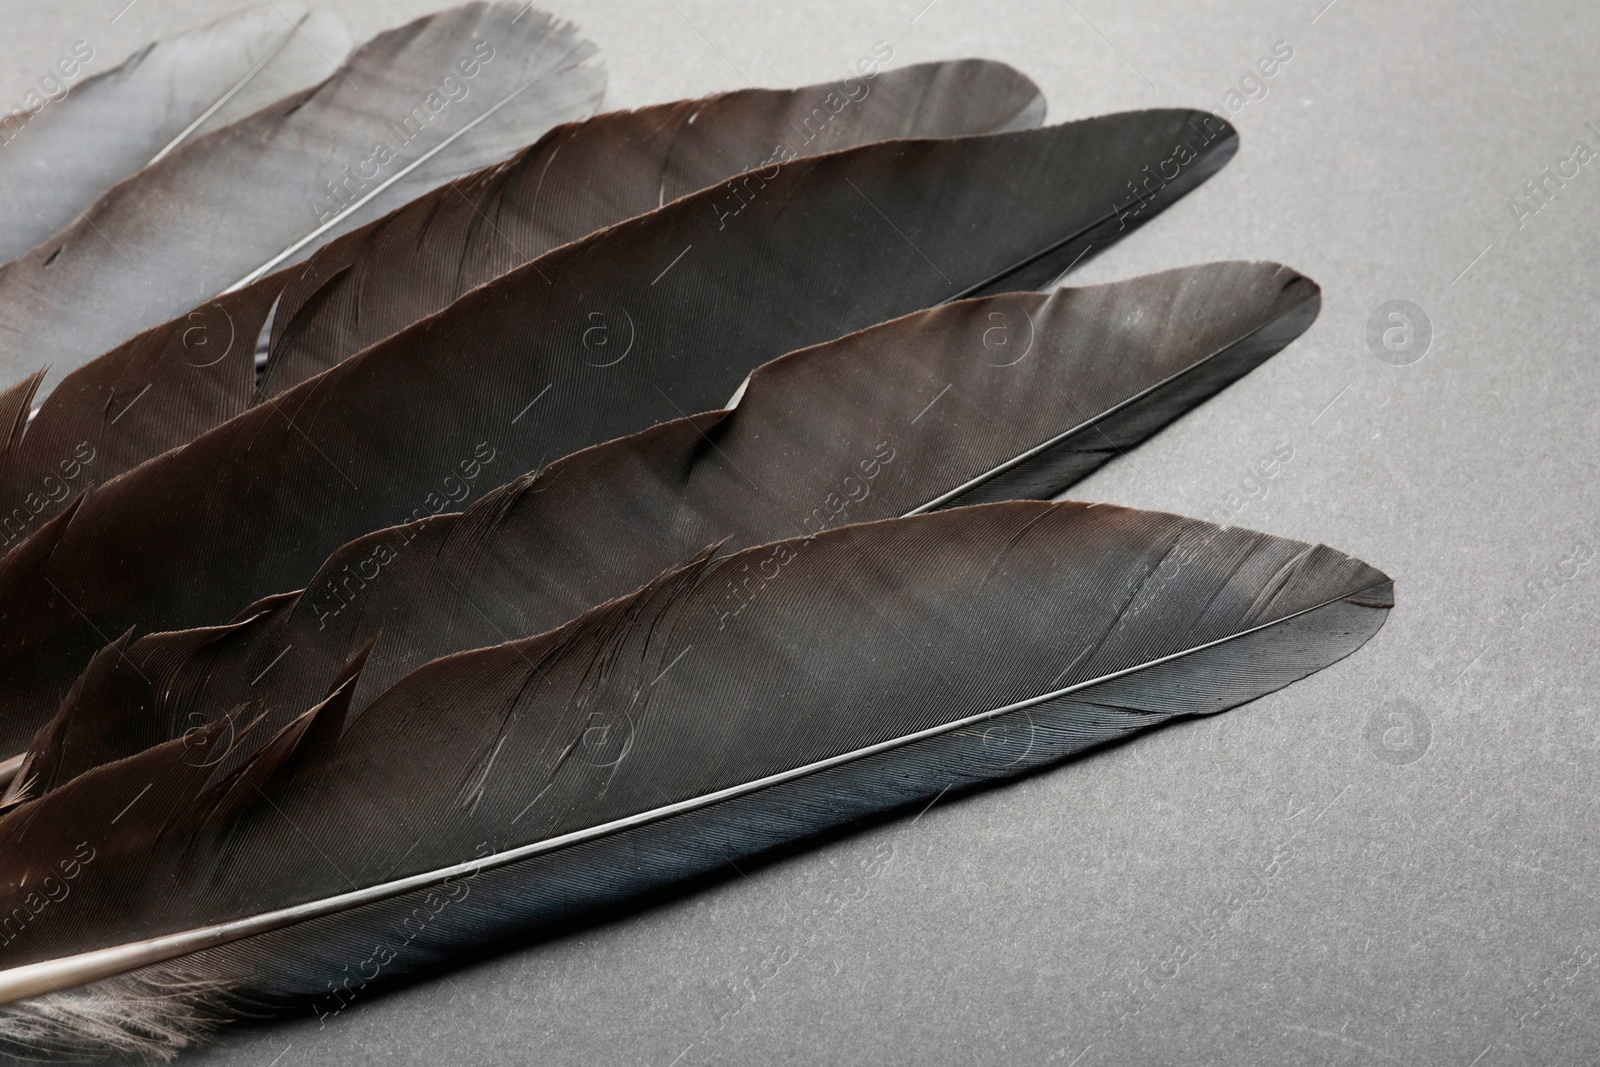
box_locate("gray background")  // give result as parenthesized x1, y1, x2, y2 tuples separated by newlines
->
(1, 0, 1596, 1064)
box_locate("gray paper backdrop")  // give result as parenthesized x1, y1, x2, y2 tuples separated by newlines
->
(1, 1, 1595, 1064)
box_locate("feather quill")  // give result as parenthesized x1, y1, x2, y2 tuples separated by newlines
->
(7, 260, 1320, 796)
(0, 58, 1044, 546)
(0, 111, 1238, 752)
(0, 500, 1391, 1059)
(0, 0, 605, 394)
(0, 3, 351, 263)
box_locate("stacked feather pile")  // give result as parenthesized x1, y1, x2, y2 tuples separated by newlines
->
(0, 2, 1390, 1059)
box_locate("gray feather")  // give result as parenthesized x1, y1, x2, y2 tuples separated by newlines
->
(0, 1, 604, 394)
(0, 3, 351, 263)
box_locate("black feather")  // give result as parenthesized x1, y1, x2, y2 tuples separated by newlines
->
(9, 260, 1318, 796)
(0, 500, 1390, 1060)
(0, 59, 1043, 547)
(0, 111, 1238, 752)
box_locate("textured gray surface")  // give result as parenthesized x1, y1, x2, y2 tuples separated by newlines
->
(0, 1, 1596, 1064)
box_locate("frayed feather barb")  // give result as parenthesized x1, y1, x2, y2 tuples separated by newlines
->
(0, 967, 231, 1063)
